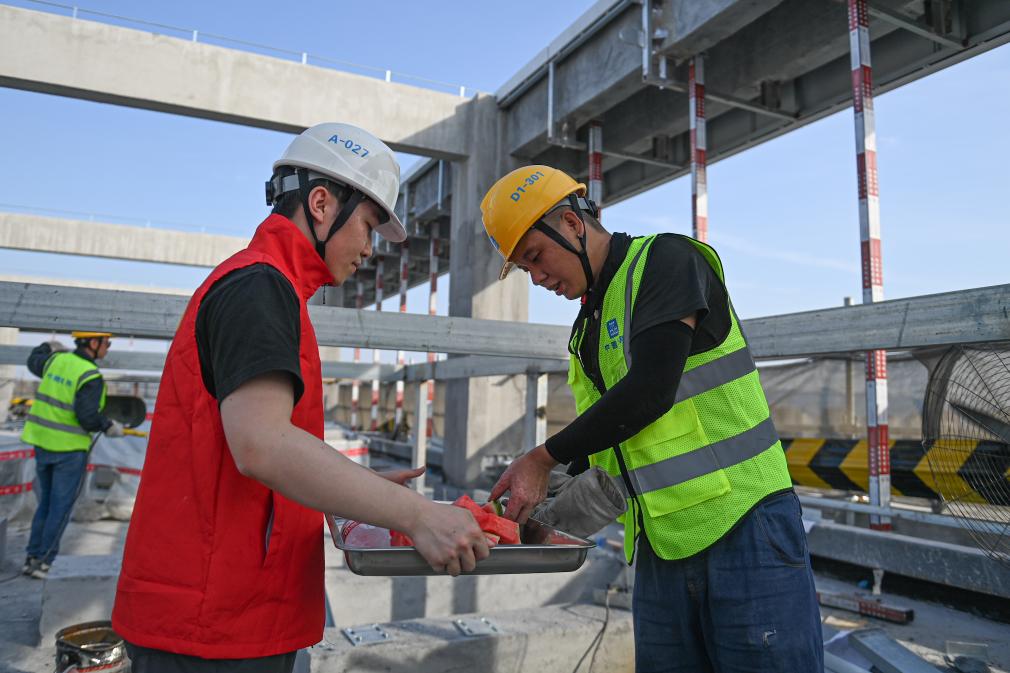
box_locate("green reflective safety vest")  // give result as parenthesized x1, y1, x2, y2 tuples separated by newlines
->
(568, 234, 793, 562)
(21, 352, 106, 452)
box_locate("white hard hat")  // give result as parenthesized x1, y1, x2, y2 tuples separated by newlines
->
(267, 122, 407, 244)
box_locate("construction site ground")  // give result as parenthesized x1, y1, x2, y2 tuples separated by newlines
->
(1, 511, 1008, 673)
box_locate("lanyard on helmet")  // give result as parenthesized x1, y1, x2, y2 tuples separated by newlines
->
(531, 193, 597, 294)
(297, 168, 364, 261)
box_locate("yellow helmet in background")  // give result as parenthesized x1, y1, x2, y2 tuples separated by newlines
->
(71, 331, 113, 339)
(481, 166, 586, 280)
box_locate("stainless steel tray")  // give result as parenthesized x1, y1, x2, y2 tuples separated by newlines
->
(326, 513, 596, 576)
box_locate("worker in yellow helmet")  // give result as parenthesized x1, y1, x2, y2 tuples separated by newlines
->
(483, 166, 822, 672)
(20, 331, 125, 579)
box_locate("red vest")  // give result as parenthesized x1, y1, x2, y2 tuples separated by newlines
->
(113, 215, 335, 658)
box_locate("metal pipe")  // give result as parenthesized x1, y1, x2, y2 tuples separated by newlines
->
(436, 160, 444, 212)
(395, 197, 410, 430)
(523, 373, 548, 449)
(641, 0, 653, 80)
(351, 280, 363, 431)
(587, 122, 603, 208)
(848, 0, 891, 530)
(412, 380, 428, 493)
(426, 221, 439, 438)
(370, 258, 384, 432)
(546, 61, 556, 143)
(690, 55, 708, 242)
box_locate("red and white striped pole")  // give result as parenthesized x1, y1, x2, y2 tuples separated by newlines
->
(689, 55, 708, 242)
(849, 0, 890, 530)
(588, 122, 603, 213)
(351, 279, 363, 431)
(395, 242, 410, 431)
(426, 222, 439, 439)
(370, 257, 384, 433)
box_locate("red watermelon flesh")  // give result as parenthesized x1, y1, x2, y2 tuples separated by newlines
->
(390, 530, 414, 547)
(481, 512, 521, 544)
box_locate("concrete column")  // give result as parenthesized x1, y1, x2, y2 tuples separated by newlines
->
(444, 95, 528, 487)
(0, 328, 17, 423)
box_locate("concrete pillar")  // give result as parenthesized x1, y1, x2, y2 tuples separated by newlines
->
(0, 328, 16, 423)
(444, 95, 528, 487)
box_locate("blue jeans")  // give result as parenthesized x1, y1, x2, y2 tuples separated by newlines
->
(26, 447, 89, 564)
(633, 491, 823, 673)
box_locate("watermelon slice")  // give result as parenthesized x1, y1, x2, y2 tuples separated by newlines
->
(480, 512, 521, 545)
(452, 494, 488, 521)
(449, 494, 521, 544)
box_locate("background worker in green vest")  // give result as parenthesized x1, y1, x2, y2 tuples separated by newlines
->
(483, 166, 823, 672)
(20, 331, 125, 579)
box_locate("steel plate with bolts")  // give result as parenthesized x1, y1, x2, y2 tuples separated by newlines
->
(454, 617, 501, 637)
(326, 511, 595, 576)
(342, 624, 392, 647)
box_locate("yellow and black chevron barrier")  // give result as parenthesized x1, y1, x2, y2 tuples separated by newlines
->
(782, 438, 1010, 506)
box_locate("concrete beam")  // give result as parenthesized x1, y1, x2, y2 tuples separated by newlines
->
(308, 604, 634, 672)
(807, 520, 1010, 600)
(0, 213, 246, 268)
(0, 5, 470, 159)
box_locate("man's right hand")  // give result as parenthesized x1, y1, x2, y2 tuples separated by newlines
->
(407, 501, 493, 576)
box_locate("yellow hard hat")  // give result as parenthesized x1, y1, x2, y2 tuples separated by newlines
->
(481, 165, 586, 279)
(71, 331, 113, 338)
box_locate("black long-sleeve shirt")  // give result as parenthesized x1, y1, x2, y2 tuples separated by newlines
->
(544, 233, 731, 471)
(27, 343, 112, 433)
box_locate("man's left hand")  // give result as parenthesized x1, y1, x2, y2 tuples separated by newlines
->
(490, 445, 557, 525)
(375, 465, 426, 487)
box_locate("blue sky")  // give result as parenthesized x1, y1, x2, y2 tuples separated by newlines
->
(2, 0, 1009, 358)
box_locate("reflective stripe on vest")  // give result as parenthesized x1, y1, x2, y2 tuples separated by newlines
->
(611, 417, 778, 498)
(34, 391, 75, 411)
(24, 414, 90, 437)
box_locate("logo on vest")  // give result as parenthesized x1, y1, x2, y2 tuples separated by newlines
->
(606, 319, 620, 339)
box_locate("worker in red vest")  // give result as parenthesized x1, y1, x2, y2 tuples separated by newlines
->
(113, 123, 490, 672)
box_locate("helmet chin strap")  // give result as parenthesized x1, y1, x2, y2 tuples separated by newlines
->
(297, 168, 364, 262)
(531, 194, 595, 295)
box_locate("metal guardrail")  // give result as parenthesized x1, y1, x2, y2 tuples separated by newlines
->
(3, 282, 1009, 362)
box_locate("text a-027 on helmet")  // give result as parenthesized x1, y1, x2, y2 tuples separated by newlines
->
(327, 133, 370, 158)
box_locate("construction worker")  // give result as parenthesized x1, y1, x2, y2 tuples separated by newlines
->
(20, 331, 125, 579)
(484, 166, 822, 672)
(112, 123, 490, 672)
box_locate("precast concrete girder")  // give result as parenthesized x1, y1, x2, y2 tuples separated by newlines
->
(498, 0, 1010, 206)
(0, 5, 471, 160)
(0, 213, 247, 268)
(502, 0, 786, 159)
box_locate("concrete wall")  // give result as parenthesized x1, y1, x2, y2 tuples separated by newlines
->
(0, 5, 471, 159)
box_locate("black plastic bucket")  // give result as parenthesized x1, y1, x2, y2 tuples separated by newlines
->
(55, 620, 127, 672)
